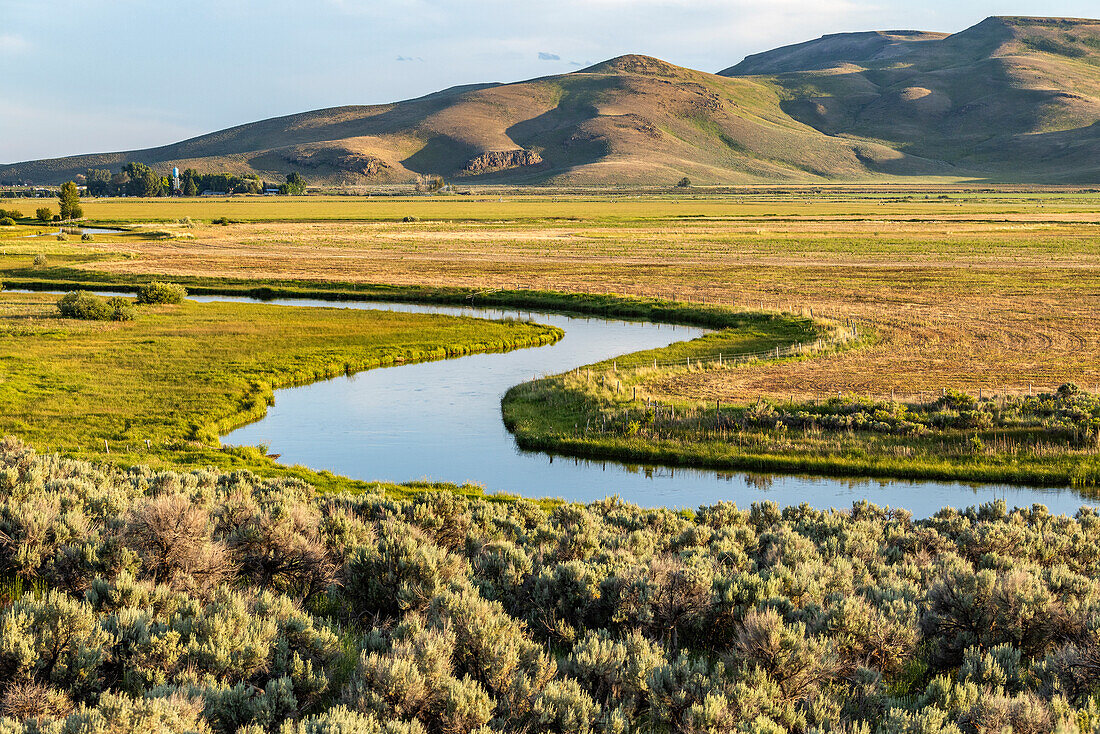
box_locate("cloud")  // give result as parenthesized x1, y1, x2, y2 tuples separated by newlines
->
(537, 51, 560, 61)
(395, 55, 424, 62)
(0, 34, 29, 54)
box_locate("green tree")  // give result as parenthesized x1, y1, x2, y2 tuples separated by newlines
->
(35, 207, 52, 223)
(182, 168, 199, 197)
(282, 172, 306, 195)
(85, 169, 111, 196)
(58, 181, 80, 220)
(122, 162, 162, 197)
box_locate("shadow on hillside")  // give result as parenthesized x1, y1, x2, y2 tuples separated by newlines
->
(401, 136, 479, 176)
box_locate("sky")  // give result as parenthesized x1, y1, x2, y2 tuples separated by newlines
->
(2, 0, 1097, 163)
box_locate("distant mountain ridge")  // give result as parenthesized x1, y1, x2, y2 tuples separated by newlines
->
(4, 15, 1100, 185)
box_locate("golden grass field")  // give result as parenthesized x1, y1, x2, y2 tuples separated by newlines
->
(4, 190, 1099, 405)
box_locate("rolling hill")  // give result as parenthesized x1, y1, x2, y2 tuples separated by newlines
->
(3, 15, 1099, 186)
(721, 16, 1100, 183)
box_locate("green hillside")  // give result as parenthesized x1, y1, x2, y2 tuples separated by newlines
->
(722, 16, 1100, 182)
(3, 16, 1099, 185)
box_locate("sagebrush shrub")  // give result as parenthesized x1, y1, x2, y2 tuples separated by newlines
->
(0, 440, 1097, 731)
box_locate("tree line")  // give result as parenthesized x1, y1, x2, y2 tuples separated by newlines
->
(85, 164, 306, 197)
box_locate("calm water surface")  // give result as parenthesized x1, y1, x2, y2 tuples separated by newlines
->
(210, 297, 1097, 518)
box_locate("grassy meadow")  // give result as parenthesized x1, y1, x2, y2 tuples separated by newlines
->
(0, 188, 1098, 488)
(0, 291, 561, 492)
(3, 189, 1097, 396)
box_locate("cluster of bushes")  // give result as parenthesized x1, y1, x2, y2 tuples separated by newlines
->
(0, 438, 1099, 732)
(55, 291, 134, 322)
(56, 283, 187, 321)
(0, 208, 23, 223)
(736, 385, 1100, 443)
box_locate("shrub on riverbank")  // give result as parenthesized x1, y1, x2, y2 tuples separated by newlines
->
(0, 438, 1099, 732)
(56, 291, 134, 321)
(135, 281, 187, 304)
(735, 386, 1100, 443)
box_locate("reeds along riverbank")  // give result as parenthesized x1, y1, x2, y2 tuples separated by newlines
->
(503, 341, 1100, 490)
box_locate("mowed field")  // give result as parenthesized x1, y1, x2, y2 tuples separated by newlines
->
(4, 190, 1100, 403)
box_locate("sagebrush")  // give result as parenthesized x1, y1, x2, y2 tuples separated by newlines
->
(0, 439, 1098, 732)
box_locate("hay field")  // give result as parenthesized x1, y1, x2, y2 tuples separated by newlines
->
(6, 190, 1099, 401)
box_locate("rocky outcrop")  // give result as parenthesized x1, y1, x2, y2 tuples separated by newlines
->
(463, 149, 542, 173)
(332, 153, 387, 177)
(286, 149, 388, 177)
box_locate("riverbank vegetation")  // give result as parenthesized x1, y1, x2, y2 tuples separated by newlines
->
(0, 439, 1098, 732)
(504, 355, 1100, 488)
(0, 292, 561, 490)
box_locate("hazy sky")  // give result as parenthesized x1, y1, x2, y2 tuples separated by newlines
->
(2, 0, 1097, 163)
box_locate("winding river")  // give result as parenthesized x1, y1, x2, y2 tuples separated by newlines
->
(204, 296, 1096, 518)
